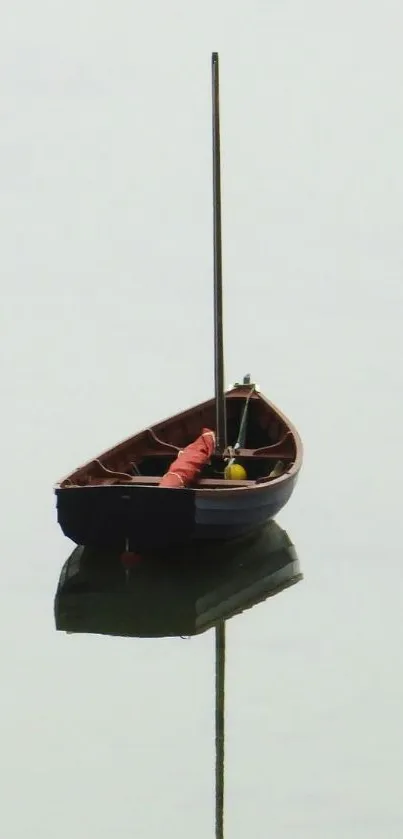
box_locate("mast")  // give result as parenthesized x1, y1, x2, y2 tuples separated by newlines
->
(212, 52, 227, 452)
(215, 621, 226, 839)
(212, 55, 227, 827)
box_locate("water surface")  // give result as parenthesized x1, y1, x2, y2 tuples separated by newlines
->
(1, 1, 403, 836)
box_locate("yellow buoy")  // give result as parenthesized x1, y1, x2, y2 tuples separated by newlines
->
(224, 462, 247, 481)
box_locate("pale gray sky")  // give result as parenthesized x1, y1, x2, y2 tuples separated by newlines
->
(1, 1, 403, 837)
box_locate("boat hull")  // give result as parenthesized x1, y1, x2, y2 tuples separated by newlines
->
(55, 384, 303, 551)
(55, 469, 299, 551)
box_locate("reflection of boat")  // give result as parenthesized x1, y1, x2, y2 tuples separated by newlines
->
(54, 381, 303, 551)
(54, 519, 303, 638)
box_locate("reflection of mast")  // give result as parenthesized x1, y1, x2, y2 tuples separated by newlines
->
(215, 621, 225, 839)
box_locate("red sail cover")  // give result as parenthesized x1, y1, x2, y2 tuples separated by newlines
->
(159, 428, 216, 488)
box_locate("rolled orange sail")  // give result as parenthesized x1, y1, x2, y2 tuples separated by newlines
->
(159, 429, 216, 488)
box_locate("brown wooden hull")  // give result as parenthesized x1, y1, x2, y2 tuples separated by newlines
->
(54, 385, 303, 551)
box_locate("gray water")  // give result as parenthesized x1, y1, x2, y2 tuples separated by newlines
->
(1, 1, 403, 836)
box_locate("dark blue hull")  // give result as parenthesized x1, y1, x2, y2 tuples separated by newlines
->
(55, 472, 298, 552)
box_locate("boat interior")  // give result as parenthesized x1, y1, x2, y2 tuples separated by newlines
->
(60, 389, 298, 489)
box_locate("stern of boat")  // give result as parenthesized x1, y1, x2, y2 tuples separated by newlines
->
(56, 483, 198, 551)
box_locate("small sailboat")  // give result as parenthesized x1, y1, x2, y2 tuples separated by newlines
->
(55, 378, 302, 550)
(54, 54, 303, 551)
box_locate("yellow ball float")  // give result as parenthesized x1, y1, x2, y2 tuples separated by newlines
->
(224, 462, 247, 480)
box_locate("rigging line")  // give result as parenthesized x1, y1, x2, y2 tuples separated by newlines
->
(146, 427, 182, 452)
(94, 459, 134, 480)
(234, 385, 256, 450)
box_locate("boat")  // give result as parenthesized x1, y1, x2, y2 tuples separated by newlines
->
(54, 519, 303, 638)
(55, 377, 302, 550)
(53, 54, 303, 550)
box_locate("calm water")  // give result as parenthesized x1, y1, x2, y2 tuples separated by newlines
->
(1, 2, 403, 836)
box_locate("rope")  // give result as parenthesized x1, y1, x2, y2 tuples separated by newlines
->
(234, 385, 255, 450)
(94, 459, 134, 480)
(146, 427, 182, 452)
(225, 385, 256, 467)
(93, 429, 182, 483)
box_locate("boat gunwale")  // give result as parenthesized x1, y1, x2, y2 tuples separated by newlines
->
(54, 386, 303, 490)
(54, 468, 296, 496)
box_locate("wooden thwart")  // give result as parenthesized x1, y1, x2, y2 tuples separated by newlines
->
(127, 476, 253, 488)
(139, 447, 291, 460)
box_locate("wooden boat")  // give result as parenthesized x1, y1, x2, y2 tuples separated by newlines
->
(55, 378, 302, 551)
(54, 54, 303, 550)
(54, 519, 303, 638)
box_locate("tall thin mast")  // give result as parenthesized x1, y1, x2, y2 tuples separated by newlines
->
(215, 621, 226, 839)
(212, 52, 227, 452)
